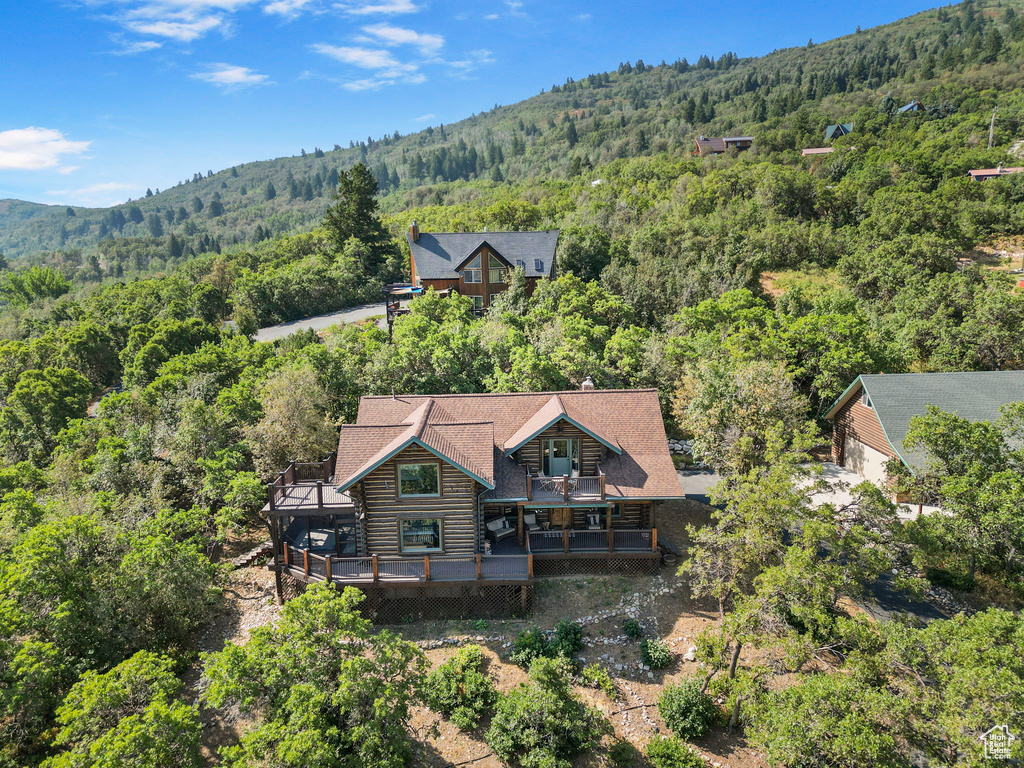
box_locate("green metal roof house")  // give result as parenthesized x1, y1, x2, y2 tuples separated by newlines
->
(824, 371, 1024, 486)
(824, 123, 853, 141)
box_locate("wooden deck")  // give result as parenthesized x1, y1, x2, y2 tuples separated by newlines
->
(268, 483, 354, 512)
(280, 545, 532, 586)
(526, 527, 656, 554)
(527, 472, 606, 502)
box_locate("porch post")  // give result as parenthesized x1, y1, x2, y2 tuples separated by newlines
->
(316, 481, 324, 513)
(651, 528, 658, 552)
(334, 516, 341, 557)
(270, 514, 284, 605)
(424, 555, 430, 581)
(517, 506, 524, 547)
(325, 556, 332, 583)
(563, 474, 569, 502)
(562, 527, 569, 554)
(476, 552, 482, 580)
(371, 554, 379, 583)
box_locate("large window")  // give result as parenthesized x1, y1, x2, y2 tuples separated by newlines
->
(488, 255, 507, 284)
(462, 254, 482, 283)
(472, 296, 484, 311)
(398, 463, 440, 497)
(400, 518, 443, 552)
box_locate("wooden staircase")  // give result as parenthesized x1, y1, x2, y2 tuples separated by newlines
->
(231, 541, 274, 569)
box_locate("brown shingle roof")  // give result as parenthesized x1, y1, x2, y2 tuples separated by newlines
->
(344, 389, 682, 500)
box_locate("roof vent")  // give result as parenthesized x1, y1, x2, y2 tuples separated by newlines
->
(581, 375, 595, 391)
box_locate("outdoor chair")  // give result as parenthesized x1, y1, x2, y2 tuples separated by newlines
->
(586, 513, 602, 530)
(523, 512, 542, 532)
(485, 516, 515, 543)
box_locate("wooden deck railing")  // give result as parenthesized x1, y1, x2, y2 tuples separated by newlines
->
(280, 546, 533, 584)
(526, 528, 657, 555)
(526, 468, 606, 501)
(267, 453, 337, 511)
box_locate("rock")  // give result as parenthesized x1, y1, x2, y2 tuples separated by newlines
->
(683, 646, 697, 662)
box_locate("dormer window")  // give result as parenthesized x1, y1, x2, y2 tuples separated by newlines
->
(488, 255, 506, 284)
(515, 259, 525, 269)
(462, 254, 482, 283)
(534, 259, 544, 272)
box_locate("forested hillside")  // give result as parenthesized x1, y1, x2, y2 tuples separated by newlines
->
(2, 2, 1024, 767)
(3, 0, 1024, 262)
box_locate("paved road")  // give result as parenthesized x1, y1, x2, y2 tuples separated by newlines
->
(677, 468, 722, 507)
(253, 303, 386, 343)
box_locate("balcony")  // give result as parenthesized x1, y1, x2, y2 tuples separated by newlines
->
(525, 528, 657, 555)
(526, 468, 606, 502)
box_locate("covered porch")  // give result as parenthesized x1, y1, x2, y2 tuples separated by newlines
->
(484, 501, 659, 556)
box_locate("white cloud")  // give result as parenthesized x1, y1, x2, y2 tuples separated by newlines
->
(57, 166, 82, 175)
(483, 13, 498, 19)
(360, 23, 443, 54)
(263, 0, 315, 15)
(111, 38, 164, 54)
(45, 181, 135, 206)
(446, 48, 495, 75)
(340, 0, 419, 14)
(576, 12, 591, 20)
(0, 127, 92, 171)
(192, 63, 272, 88)
(505, 0, 527, 17)
(414, 113, 435, 121)
(311, 44, 410, 70)
(124, 15, 223, 40)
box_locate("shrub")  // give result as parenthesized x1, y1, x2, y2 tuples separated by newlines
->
(640, 638, 673, 669)
(659, 679, 718, 741)
(486, 656, 609, 768)
(580, 663, 617, 699)
(645, 735, 705, 768)
(423, 645, 497, 731)
(622, 618, 644, 639)
(510, 627, 551, 666)
(551, 619, 584, 657)
(609, 738, 640, 766)
(510, 621, 584, 667)
(926, 566, 975, 592)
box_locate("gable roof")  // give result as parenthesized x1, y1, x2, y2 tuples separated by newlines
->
(825, 123, 853, 139)
(501, 393, 621, 455)
(333, 399, 496, 491)
(343, 388, 683, 500)
(409, 230, 559, 280)
(695, 136, 753, 154)
(452, 240, 515, 271)
(898, 101, 923, 113)
(825, 372, 1024, 469)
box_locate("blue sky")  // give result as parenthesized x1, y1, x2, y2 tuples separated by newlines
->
(1, 0, 938, 208)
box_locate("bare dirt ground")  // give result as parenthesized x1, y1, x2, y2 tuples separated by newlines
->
(195, 500, 768, 767)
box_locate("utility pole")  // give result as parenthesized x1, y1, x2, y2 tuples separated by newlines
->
(988, 107, 998, 149)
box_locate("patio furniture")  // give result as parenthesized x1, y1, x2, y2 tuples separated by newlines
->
(485, 517, 515, 543)
(523, 512, 542, 532)
(586, 513, 602, 530)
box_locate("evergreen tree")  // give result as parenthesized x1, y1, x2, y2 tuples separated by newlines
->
(191, 196, 204, 214)
(264, 181, 277, 200)
(321, 163, 393, 276)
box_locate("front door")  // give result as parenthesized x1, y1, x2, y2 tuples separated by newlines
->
(546, 439, 572, 477)
(550, 507, 572, 529)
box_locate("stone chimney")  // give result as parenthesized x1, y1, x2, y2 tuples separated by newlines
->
(409, 220, 419, 242)
(998, 163, 1005, 173)
(581, 375, 595, 391)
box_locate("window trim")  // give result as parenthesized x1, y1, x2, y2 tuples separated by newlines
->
(462, 269, 482, 283)
(399, 517, 444, 553)
(396, 462, 441, 498)
(471, 296, 484, 311)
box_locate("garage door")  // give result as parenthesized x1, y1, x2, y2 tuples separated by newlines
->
(843, 435, 890, 486)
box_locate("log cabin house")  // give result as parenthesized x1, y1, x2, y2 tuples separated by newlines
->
(264, 383, 684, 618)
(825, 371, 1024, 490)
(967, 164, 1024, 181)
(406, 224, 559, 314)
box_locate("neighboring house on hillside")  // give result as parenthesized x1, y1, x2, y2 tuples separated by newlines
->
(801, 147, 835, 157)
(967, 164, 1024, 181)
(694, 135, 753, 156)
(406, 223, 559, 313)
(825, 371, 1024, 488)
(824, 122, 854, 141)
(898, 100, 924, 113)
(264, 383, 683, 617)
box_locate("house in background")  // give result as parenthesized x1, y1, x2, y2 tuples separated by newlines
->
(898, 100, 924, 113)
(694, 135, 754, 157)
(824, 122, 854, 141)
(967, 164, 1024, 181)
(264, 384, 684, 619)
(801, 147, 835, 157)
(825, 371, 1024, 489)
(406, 223, 558, 314)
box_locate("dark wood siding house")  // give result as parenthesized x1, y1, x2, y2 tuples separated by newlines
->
(967, 165, 1024, 181)
(694, 136, 753, 157)
(263, 385, 684, 617)
(825, 371, 1024, 489)
(407, 224, 559, 312)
